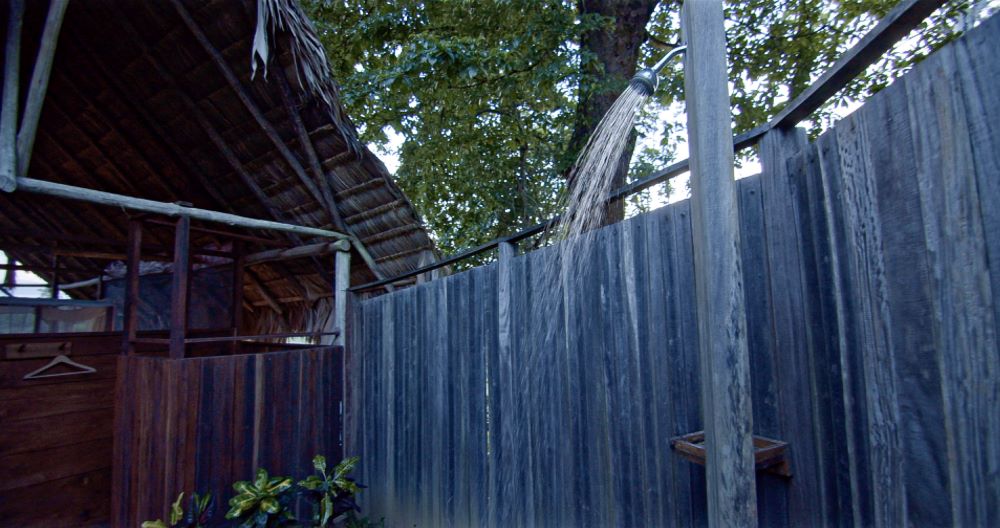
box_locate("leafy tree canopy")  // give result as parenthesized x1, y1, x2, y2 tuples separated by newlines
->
(303, 0, 979, 257)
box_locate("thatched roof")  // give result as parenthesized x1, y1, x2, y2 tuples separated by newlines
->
(0, 0, 436, 332)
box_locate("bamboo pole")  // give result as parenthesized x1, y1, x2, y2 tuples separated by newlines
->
(15, 177, 351, 240)
(0, 0, 24, 192)
(333, 240, 351, 347)
(16, 0, 69, 178)
(682, 1, 757, 526)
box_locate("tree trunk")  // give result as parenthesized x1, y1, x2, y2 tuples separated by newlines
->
(567, 0, 660, 223)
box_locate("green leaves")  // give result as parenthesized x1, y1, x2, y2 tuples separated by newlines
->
(142, 455, 365, 527)
(297, 455, 363, 526)
(170, 492, 185, 525)
(141, 491, 214, 528)
(301, 0, 976, 257)
(226, 468, 296, 527)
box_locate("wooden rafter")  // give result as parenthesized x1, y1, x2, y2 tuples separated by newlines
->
(273, 67, 347, 231)
(0, 0, 24, 192)
(16, 177, 350, 242)
(16, 0, 69, 177)
(170, 0, 339, 230)
(103, 7, 334, 283)
(273, 67, 391, 285)
(68, 30, 256, 226)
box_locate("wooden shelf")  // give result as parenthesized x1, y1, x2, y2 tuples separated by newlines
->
(670, 430, 792, 477)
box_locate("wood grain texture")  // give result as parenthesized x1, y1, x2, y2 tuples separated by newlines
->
(0, 336, 117, 528)
(682, 1, 757, 525)
(347, 16, 1000, 527)
(111, 348, 343, 527)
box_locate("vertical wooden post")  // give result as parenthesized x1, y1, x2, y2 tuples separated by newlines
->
(0, 0, 24, 191)
(123, 220, 142, 354)
(231, 240, 245, 354)
(50, 255, 59, 299)
(16, 0, 69, 178)
(333, 239, 351, 347)
(169, 216, 190, 359)
(682, 1, 757, 526)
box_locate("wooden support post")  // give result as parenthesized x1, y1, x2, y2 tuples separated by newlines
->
(231, 240, 245, 354)
(682, 1, 757, 526)
(16, 0, 69, 178)
(333, 240, 351, 347)
(123, 221, 142, 354)
(169, 216, 190, 359)
(0, 0, 24, 191)
(50, 255, 59, 299)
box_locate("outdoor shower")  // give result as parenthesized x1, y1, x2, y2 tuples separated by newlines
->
(630, 45, 688, 96)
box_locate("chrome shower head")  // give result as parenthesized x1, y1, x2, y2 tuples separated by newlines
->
(629, 45, 687, 96)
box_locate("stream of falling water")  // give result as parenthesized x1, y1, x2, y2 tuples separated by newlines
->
(534, 83, 652, 346)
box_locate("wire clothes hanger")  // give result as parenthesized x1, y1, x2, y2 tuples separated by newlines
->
(22, 354, 97, 380)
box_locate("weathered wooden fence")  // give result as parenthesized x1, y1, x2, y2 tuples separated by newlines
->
(348, 16, 999, 528)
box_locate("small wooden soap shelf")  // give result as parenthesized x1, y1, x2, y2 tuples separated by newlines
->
(670, 431, 791, 477)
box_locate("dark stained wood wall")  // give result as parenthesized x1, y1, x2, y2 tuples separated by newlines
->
(349, 15, 1000, 528)
(0, 333, 120, 527)
(112, 347, 343, 528)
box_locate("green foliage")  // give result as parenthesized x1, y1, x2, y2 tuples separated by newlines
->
(303, 0, 982, 259)
(225, 468, 297, 527)
(141, 492, 215, 528)
(298, 455, 362, 526)
(144, 456, 369, 528)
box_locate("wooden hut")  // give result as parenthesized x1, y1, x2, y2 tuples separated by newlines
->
(0, 0, 434, 525)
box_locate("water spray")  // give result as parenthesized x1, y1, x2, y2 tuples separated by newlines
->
(630, 45, 687, 96)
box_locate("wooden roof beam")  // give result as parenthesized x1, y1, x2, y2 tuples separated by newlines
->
(102, 7, 334, 285)
(68, 30, 253, 228)
(0, 0, 24, 192)
(274, 67, 391, 286)
(273, 66, 347, 231)
(343, 199, 407, 224)
(170, 1, 392, 288)
(15, 176, 351, 240)
(16, 0, 69, 179)
(44, 79, 187, 200)
(244, 267, 284, 315)
(335, 177, 384, 199)
(170, 0, 340, 230)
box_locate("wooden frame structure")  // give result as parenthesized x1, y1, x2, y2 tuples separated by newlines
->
(0, 2, 424, 524)
(1, 0, 438, 331)
(349, 0, 949, 293)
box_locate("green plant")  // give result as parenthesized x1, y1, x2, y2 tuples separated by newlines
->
(298, 455, 362, 527)
(142, 492, 215, 528)
(225, 468, 296, 527)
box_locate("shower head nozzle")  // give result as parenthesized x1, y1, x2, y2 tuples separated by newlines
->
(629, 45, 687, 96)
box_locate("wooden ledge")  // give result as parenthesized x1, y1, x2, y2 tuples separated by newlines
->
(670, 430, 792, 477)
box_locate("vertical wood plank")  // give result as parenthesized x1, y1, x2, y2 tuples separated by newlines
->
(334, 244, 351, 347)
(231, 241, 245, 348)
(496, 242, 516, 527)
(123, 220, 142, 354)
(833, 107, 905, 528)
(682, 1, 757, 525)
(907, 42, 999, 528)
(170, 216, 191, 359)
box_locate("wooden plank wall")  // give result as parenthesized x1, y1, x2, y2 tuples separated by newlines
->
(0, 334, 120, 527)
(349, 15, 1000, 528)
(112, 347, 343, 527)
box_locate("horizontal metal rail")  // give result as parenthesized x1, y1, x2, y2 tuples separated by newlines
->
(350, 0, 946, 293)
